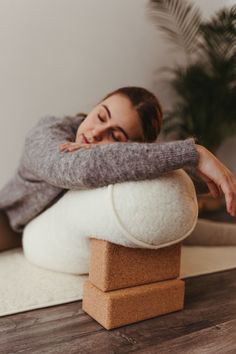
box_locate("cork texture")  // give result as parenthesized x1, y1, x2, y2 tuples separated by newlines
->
(89, 238, 182, 291)
(82, 278, 185, 330)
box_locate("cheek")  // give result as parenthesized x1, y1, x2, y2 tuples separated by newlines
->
(75, 123, 85, 142)
(75, 116, 95, 141)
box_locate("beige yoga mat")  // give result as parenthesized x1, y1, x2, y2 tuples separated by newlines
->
(0, 245, 236, 317)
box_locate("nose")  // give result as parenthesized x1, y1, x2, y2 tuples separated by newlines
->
(91, 125, 107, 142)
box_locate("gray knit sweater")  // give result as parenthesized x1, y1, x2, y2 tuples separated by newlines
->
(0, 115, 208, 233)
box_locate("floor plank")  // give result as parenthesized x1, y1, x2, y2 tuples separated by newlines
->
(0, 268, 236, 353)
(135, 318, 236, 354)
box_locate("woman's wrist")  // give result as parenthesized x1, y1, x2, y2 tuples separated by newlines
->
(194, 143, 202, 166)
(195, 143, 204, 154)
(194, 143, 207, 167)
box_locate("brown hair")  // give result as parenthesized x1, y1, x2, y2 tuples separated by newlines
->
(75, 86, 163, 142)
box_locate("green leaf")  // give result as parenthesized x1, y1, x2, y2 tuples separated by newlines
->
(147, 0, 202, 56)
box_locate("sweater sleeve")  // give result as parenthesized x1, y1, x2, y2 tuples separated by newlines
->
(21, 115, 204, 190)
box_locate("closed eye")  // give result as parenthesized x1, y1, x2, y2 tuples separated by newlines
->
(97, 114, 120, 142)
(111, 133, 120, 142)
(98, 113, 105, 122)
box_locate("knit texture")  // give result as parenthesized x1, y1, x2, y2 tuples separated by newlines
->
(0, 115, 207, 232)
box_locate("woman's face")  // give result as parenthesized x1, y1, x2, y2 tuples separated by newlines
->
(75, 94, 144, 145)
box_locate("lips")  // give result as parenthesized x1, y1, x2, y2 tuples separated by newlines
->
(82, 134, 89, 144)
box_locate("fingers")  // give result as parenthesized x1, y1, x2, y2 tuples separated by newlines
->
(206, 180, 221, 198)
(220, 173, 236, 217)
(67, 145, 91, 151)
(59, 142, 71, 151)
(59, 142, 91, 152)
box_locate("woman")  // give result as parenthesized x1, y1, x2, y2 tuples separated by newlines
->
(0, 86, 235, 251)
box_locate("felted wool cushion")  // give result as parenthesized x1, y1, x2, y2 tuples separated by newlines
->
(22, 168, 198, 275)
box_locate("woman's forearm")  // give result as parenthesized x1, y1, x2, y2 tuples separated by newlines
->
(22, 116, 200, 190)
(23, 115, 236, 216)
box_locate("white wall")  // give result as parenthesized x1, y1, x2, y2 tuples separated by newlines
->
(0, 0, 235, 188)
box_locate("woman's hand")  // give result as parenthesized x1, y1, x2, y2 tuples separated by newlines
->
(59, 141, 92, 152)
(195, 144, 236, 217)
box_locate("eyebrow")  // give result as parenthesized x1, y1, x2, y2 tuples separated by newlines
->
(101, 104, 130, 141)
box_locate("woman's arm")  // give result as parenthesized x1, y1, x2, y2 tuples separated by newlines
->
(21, 115, 199, 189)
(22, 115, 236, 216)
(59, 123, 236, 217)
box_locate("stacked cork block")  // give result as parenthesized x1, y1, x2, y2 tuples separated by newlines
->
(82, 238, 185, 330)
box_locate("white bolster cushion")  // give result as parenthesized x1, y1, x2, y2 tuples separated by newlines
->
(22, 169, 198, 274)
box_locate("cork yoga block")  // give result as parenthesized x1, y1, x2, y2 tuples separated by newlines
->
(89, 238, 182, 291)
(82, 278, 185, 330)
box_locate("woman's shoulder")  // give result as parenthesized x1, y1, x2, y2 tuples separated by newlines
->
(25, 114, 85, 142)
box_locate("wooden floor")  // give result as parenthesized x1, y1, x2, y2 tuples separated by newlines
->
(0, 268, 236, 353)
(0, 207, 236, 353)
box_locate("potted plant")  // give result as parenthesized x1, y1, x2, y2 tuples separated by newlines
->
(147, 0, 236, 212)
(147, 0, 236, 151)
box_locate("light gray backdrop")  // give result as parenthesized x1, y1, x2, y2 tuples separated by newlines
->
(0, 0, 235, 187)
